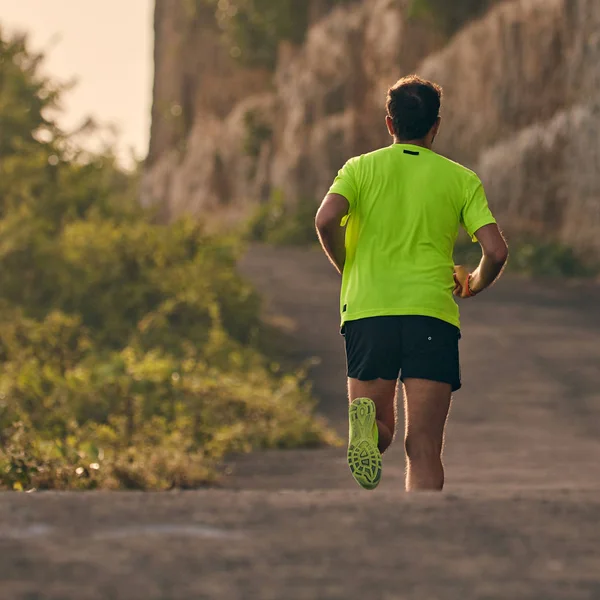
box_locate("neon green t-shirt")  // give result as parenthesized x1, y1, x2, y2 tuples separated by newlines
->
(328, 143, 497, 329)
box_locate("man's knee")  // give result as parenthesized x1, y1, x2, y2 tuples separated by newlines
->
(404, 432, 442, 462)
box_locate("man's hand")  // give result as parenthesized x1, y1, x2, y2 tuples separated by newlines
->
(453, 265, 475, 298)
(455, 224, 509, 298)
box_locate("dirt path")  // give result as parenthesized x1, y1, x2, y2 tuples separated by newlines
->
(230, 245, 600, 494)
(2, 244, 600, 600)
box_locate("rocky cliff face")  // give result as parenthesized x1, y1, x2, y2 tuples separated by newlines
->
(143, 0, 440, 224)
(421, 0, 600, 254)
(144, 0, 600, 256)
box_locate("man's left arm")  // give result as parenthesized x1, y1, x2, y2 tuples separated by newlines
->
(315, 193, 349, 275)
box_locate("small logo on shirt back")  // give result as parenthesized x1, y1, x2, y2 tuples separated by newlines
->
(404, 150, 420, 156)
(343, 304, 347, 313)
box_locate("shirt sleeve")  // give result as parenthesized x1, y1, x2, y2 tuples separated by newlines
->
(328, 158, 359, 226)
(461, 176, 497, 242)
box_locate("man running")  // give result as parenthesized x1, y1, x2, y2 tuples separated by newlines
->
(315, 75, 508, 492)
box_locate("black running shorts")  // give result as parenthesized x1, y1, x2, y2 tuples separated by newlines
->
(341, 316, 462, 392)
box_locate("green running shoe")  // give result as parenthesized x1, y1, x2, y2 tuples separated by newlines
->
(347, 398, 382, 490)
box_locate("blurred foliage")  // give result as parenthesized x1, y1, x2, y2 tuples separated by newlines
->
(0, 30, 337, 491)
(197, 0, 505, 66)
(243, 110, 272, 159)
(195, 0, 355, 68)
(246, 191, 318, 246)
(408, 0, 502, 36)
(242, 109, 273, 180)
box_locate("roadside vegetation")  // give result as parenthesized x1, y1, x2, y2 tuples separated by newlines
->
(0, 31, 337, 491)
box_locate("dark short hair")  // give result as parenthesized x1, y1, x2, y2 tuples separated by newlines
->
(386, 75, 443, 141)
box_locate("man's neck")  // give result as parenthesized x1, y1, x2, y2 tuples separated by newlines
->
(394, 137, 432, 150)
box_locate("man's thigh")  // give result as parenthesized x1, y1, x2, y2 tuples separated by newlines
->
(343, 316, 404, 381)
(343, 317, 404, 432)
(400, 316, 462, 392)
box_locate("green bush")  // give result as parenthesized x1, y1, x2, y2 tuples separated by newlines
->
(246, 191, 318, 246)
(0, 30, 337, 491)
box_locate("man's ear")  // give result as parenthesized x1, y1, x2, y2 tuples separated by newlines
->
(385, 115, 395, 138)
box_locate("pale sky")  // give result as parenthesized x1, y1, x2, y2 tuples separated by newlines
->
(0, 1, 154, 165)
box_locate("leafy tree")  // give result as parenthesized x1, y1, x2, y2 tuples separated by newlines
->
(0, 30, 62, 159)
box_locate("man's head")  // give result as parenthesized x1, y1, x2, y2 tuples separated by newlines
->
(386, 75, 443, 147)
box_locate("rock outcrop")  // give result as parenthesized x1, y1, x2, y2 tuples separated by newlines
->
(144, 0, 600, 255)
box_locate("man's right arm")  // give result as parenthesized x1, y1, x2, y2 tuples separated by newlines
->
(467, 223, 509, 295)
(456, 175, 508, 298)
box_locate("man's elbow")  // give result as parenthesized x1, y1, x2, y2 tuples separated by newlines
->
(315, 210, 335, 233)
(487, 243, 509, 266)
